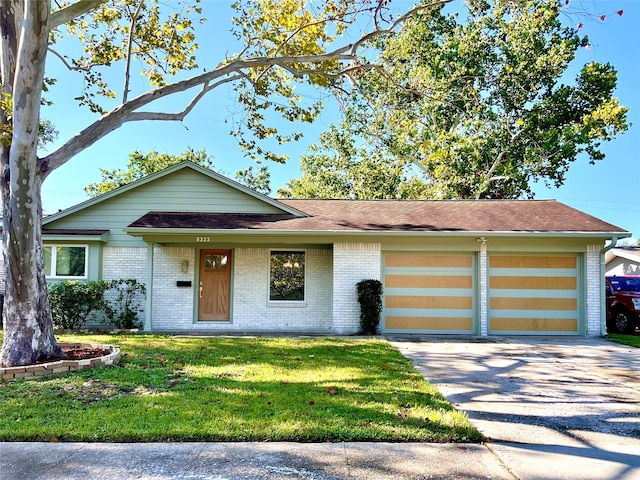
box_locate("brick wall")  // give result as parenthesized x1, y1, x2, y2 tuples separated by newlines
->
(149, 247, 333, 332)
(477, 242, 488, 336)
(586, 245, 603, 336)
(150, 247, 195, 330)
(102, 246, 148, 327)
(229, 247, 333, 331)
(332, 243, 381, 334)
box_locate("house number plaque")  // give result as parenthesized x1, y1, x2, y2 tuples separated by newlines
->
(196, 237, 210, 243)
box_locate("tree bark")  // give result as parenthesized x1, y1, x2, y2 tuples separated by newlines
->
(0, 0, 62, 367)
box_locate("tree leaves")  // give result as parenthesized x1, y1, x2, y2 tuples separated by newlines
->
(285, 0, 629, 200)
(84, 147, 214, 196)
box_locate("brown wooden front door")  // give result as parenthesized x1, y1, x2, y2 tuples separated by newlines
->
(198, 249, 232, 321)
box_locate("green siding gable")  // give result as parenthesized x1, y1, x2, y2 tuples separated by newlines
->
(45, 168, 287, 246)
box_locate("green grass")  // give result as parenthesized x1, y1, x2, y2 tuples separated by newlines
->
(607, 333, 640, 348)
(0, 334, 481, 443)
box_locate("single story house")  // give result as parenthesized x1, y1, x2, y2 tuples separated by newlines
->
(1, 161, 631, 336)
(605, 247, 640, 276)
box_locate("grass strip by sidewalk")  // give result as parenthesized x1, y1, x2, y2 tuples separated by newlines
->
(607, 333, 640, 348)
(0, 334, 481, 443)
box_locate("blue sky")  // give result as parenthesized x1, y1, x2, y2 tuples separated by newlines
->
(41, 0, 639, 239)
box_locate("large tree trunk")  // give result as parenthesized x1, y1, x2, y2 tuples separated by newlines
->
(0, 0, 62, 367)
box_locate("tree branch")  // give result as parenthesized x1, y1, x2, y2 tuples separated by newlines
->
(47, 47, 89, 71)
(122, 0, 144, 104)
(349, 0, 452, 56)
(41, 2, 448, 174)
(50, 0, 105, 30)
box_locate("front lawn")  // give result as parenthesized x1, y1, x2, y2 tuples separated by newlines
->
(0, 334, 481, 443)
(607, 333, 640, 348)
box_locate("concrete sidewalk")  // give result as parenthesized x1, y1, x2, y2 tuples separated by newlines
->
(0, 441, 515, 479)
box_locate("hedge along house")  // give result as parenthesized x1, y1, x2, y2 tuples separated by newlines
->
(5, 161, 629, 336)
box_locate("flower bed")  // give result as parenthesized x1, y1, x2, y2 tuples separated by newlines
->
(0, 343, 120, 381)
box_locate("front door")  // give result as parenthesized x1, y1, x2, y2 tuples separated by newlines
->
(198, 249, 232, 321)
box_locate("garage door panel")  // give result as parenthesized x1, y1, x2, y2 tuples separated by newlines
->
(490, 297, 577, 311)
(385, 254, 473, 268)
(386, 274, 472, 289)
(383, 252, 476, 333)
(386, 295, 473, 309)
(489, 254, 580, 335)
(490, 318, 578, 332)
(489, 256, 576, 269)
(386, 316, 474, 331)
(490, 276, 577, 290)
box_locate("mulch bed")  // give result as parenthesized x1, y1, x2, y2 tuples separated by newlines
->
(32, 344, 112, 365)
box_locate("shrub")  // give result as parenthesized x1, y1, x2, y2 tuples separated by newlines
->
(356, 279, 383, 335)
(103, 279, 146, 329)
(48, 280, 111, 330)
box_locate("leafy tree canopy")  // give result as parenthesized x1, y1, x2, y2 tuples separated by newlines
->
(278, 125, 430, 199)
(282, 0, 629, 200)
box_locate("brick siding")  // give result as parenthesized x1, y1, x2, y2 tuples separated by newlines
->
(586, 245, 603, 336)
(150, 247, 195, 330)
(332, 243, 381, 334)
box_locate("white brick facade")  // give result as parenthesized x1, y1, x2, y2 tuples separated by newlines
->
(586, 245, 603, 336)
(332, 243, 381, 334)
(150, 247, 195, 330)
(230, 248, 333, 331)
(103, 247, 147, 326)
(478, 240, 488, 336)
(148, 247, 333, 332)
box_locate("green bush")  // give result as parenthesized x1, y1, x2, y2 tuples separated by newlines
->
(356, 279, 383, 335)
(103, 279, 146, 329)
(48, 280, 111, 330)
(48, 279, 146, 330)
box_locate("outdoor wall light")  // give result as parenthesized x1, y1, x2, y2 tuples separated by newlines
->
(181, 259, 189, 273)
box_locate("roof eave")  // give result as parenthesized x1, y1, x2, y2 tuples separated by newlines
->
(123, 228, 630, 238)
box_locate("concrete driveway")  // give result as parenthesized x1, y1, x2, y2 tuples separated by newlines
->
(387, 335, 640, 480)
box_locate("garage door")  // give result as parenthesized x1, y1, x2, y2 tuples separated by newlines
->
(383, 253, 476, 333)
(488, 254, 580, 335)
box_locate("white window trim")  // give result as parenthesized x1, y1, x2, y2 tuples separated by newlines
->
(44, 244, 89, 280)
(268, 249, 307, 305)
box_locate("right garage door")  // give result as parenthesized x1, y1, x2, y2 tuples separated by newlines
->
(488, 254, 580, 335)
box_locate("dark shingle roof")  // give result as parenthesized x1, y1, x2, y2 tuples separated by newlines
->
(127, 199, 627, 234)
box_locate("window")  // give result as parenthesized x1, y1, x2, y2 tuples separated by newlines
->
(44, 245, 87, 278)
(269, 251, 305, 301)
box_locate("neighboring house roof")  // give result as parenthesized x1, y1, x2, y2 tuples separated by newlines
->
(126, 199, 629, 236)
(605, 247, 640, 265)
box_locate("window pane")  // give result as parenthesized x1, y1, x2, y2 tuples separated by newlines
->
(55, 246, 86, 277)
(43, 246, 52, 276)
(215, 255, 228, 269)
(270, 251, 305, 301)
(205, 254, 228, 270)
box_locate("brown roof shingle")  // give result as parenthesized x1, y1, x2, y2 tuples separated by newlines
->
(127, 199, 627, 234)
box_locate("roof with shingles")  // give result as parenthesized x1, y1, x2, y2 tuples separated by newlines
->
(127, 199, 628, 234)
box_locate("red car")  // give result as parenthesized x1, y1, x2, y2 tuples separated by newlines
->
(606, 276, 640, 334)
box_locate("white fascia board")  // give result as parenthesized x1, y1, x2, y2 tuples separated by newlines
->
(123, 227, 630, 239)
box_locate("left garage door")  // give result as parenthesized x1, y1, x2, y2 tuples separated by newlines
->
(383, 252, 476, 333)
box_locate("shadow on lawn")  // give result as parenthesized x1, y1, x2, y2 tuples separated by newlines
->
(0, 335, 481, 443)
